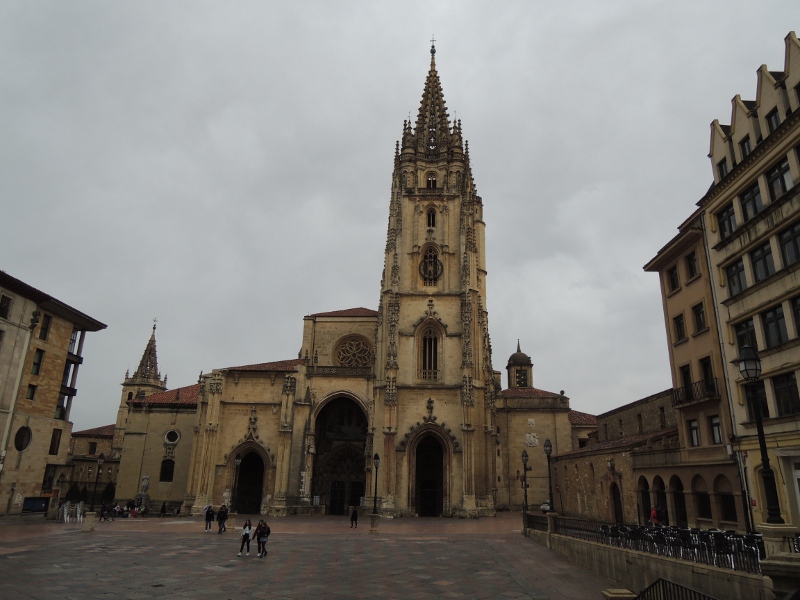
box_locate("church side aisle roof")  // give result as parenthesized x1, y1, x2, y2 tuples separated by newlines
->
(554, 427, 678, 459)
(568, 410, 598, 426)
(499, 387, 563, 399)
(307, 307, 378, 318)
(226, 358, 305, 372)
(128, 383, 200, 407)
(72, 424, 115, 437)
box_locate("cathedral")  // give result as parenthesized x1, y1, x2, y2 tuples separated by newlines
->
(112, 45, 590, 518)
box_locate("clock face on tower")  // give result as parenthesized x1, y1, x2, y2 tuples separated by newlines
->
(516, 369, 528, 388)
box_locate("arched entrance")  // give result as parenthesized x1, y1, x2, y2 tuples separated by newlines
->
(610, 482, 624, 523)
(638, 476, 651, 525)
(312, 396, 367, 515)
(235, 452, 264, 514)
(416, 435, 444, 517)
(670, 475, 688, 527)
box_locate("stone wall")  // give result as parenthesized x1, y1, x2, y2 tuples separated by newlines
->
(526, 529, 774, 600)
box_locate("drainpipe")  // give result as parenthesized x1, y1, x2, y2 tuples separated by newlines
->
(0, 306, 39, 487)
(700, 215, 752, 532)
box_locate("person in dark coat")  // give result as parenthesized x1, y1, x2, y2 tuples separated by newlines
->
(217, 504, 228, 533)
(350, 507, 358, 528)
(204, 506, 215, 532)
(160, 502, 167, 518)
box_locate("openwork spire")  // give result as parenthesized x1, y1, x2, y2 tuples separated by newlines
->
(413, 40, 453, 158)
(133, 323, 161, 381)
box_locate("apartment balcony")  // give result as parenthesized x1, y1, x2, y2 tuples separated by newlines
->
(672, 378, 720, 407)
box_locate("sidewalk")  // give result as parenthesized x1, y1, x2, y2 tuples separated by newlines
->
(0, 511, 614, 599)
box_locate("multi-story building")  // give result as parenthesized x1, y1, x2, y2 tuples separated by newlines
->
(645, 212, 747, 531)
(646, 31, 800, 534)
(700, 31, 800, 530)
(0, 271, 106, 515)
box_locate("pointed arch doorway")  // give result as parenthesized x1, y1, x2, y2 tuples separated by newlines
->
(234, 452, 264, 515)
(416, 435, 444, 517)
(312, 396, 367, 515)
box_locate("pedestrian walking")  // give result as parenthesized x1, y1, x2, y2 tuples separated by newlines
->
(217, 504, 228, 533)
(254, 520, 271, 557)
(350, 506, 358, 528)
(238, 519, 253, 556)
(160, 502, 167, 518)
(204, 505, 215, 532)
(62, 501, 71, 524)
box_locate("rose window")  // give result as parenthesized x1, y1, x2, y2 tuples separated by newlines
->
(336, 338, 371, 367)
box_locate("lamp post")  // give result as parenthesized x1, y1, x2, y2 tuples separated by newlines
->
(521, 450, 531, 530)
(90, 453, 104, 512)
(737, 345, 784, 524)
(370, 453, 380, 534)
(543, 439, 554, 513)
(232, 455, 242, 513)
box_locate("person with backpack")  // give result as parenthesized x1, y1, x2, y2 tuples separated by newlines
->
(254, 520, 271, 557)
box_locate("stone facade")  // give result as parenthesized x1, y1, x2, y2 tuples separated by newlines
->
(112, 47, 591, 519)
(0, 272, 105, 515)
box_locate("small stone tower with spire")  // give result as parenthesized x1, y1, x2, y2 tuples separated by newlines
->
(112, 323, 167, 457)
(506, 341, 533, 389)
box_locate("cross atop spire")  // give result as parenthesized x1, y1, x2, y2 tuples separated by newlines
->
(430, 34, 436, 56)
(413, 41, 453, 158)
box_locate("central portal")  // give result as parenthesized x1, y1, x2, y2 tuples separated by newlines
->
(312, 397, 367, 515)
(235, 452, 264, 514)
(415, 435, 444, 517)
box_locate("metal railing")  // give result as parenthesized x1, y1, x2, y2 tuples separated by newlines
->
(551, 518, 762, 574)
(525, 513, 548, 532)
(637, 578, 719, 600)
(672, 379, 720, 407)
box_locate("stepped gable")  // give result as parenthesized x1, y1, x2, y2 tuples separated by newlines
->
(128, 383, 200, 407)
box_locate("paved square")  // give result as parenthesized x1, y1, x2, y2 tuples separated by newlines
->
(0, 512, 612, 599)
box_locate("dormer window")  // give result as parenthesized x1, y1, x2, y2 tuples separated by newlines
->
(766, 108, 780, 134)
(717, 158, 729, 179)
(427, 208, 436, 228)
(426, 173, 437, 189)
(739, 136, 752, 159)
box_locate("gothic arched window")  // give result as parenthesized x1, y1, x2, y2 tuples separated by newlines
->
(427, 208, 436, 228)
(159, 459, 175, 482)
(420, 328, 439, 380)
(427, 173, 437, 189)
(420, 248, 443, 286)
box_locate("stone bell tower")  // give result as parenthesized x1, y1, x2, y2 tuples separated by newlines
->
(372, 42, 497, 516)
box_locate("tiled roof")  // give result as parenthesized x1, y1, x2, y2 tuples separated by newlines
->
(227, 358, 305, 372)
(308, 307, 378, 318)
(72, 424, 115, 437)
(596, 389, 673, 419)
(568, 410, 597, 426)
(129, 384, 200, 407)
(499, 387, 563, 399)
(554, 428, 678, 459)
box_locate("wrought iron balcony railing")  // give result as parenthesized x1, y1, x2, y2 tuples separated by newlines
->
(672, 378, 720, 407)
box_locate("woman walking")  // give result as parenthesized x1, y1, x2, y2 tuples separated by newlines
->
(254, 520, 271, 557)
(238, 519, 253, 556)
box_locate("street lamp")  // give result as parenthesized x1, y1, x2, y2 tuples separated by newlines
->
(90, 453, 104, 512)
(372, 453, 380, 515)
(543, 438, 554, 513)
(521, 450, 531, 530)
(737, 345, 784, 524)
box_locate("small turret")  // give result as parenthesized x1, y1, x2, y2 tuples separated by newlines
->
(506, 341, 533, 389)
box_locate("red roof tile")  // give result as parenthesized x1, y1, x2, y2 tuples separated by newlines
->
(307, 307, 378, 318)
(227, 358, 305, 372)
(568, 410, 597, 426)
(499, 387, 563, 399)
(72, 424, 115, 437)
(129, 384, 200, 407)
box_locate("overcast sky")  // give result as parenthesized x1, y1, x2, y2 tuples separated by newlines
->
(2, 2, 798, 430)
